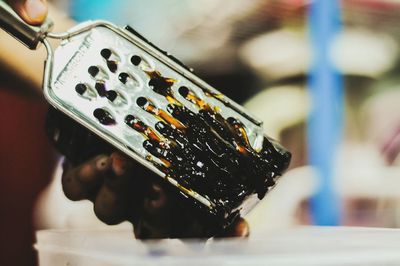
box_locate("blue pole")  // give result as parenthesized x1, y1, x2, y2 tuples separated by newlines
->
(308, 0, 343, 225)
(69, 0, 127, 23)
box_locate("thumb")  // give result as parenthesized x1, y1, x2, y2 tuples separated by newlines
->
(7, 0, 48, 25)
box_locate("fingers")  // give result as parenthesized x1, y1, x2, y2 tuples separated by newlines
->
(93, 153, 139, 225)
(62, 154, 111, 201)
(62, 151, 251, 239)
(134, 181, 172, 239)
(6, 0, 48, 25)
(61, 152, 169, 229)
(143, 182, 169, 215)
(93, 182, 130, 225)
(109, 152, 133, 179)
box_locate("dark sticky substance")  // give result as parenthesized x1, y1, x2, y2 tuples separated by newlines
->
(125, 114, 162, 143)
(106, 60, 118, 73)
(93, 108, 116, 125)
(95, 81, 107, 97)
(84, 48, 290, 234)
(136, 97, 185, 130)
(147, 71, 175, 98)
(93, 81, 119, 103)
(126, 71, 291, 223)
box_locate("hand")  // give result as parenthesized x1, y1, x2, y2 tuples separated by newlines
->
(6, 0, 48, 25)
(61, 152, 250, 239)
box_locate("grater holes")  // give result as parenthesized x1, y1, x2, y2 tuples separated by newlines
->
(147, 71, 175, 97)
(101, 48, 120, 73)
(124, 114, 136, 126)
(93, 80, 128, 106)
(136, 96, 156, 114)
(178, 86, 207, 109)
(88, 66, 99, 77)
(130, 55, 141, 66)
(75, 83, 96, 100)
(118, 72, 141, 88)
(75, 83, 87, 95)
(107, 89, 128, 106)
(118, 72, 129, 84)
(226, 117, 236, 124)
(125, 115, 163, 148)
(125, 115, 152, 137)
(178, 86, 189, 98)
(95, 81, 107, 97)
(100, 48, 112, 60)
(88, 65, 109, 80)
(125, 114, 140, 128)
(105, 90, 118, 102)
(130, 54, 154, 71)
(136, 96, 148, 107)
(93, 107, 116, 126)
(107, 61, 118, 73)
(136, 96, 185, 130)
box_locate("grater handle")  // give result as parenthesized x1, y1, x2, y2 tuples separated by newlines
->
(0, 0, 53, 49)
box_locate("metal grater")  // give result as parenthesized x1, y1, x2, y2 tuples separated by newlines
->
(0, 1, 291, 236)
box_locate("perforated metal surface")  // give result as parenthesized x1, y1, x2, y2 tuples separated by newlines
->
(43, 23, 290, 227)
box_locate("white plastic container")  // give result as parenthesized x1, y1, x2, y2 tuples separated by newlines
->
(35, 226, 400, 266)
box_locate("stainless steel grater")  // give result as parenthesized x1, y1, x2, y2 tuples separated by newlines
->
(0, 1, 291, 236)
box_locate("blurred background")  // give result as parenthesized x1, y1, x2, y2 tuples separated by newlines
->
(2, 0, 400, 265)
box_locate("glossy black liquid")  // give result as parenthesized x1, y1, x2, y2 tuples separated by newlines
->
(82, 47, 290, 234)
(95, 81, 107, 97)
(162, 104, 283, 200)
(107, 60, 118, 73)
(147, 71, 175, 97)
(126, 98, 290, 217)
(114, 65, 291, 215)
